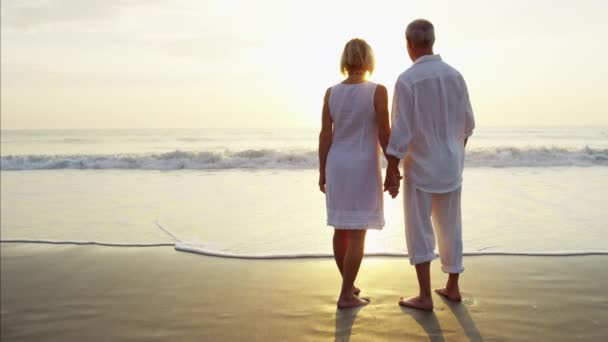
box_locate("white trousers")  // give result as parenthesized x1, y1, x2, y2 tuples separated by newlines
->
(403, 179, 464, 273)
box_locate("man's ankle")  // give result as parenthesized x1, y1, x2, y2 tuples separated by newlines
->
(446, 274, 460, 289)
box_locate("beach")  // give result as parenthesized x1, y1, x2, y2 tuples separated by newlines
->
(1, 244, 607, 341)
(3, 0, 608, 339)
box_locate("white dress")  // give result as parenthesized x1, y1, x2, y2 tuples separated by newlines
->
(325, 81, 384, 230)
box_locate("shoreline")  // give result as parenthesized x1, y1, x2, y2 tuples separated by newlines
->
(2, 240, 608, 259)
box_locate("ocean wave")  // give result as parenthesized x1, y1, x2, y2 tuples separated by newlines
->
(1, 147, 607, 170)
(465, 146, 608, 167)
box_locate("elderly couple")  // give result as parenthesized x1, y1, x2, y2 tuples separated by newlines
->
(318, 19, 475, 310)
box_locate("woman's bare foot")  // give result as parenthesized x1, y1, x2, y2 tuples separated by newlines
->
(337, 294, 370, 309)
(398, 296, 433, 311)
(435, 288, 462, 302)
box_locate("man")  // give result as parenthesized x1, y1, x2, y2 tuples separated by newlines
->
(384, 19, 475, 311)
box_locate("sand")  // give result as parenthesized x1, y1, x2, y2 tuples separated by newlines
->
(1, 244, 607, 341)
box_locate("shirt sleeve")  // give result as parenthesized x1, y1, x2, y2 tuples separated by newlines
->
(463, 80, 475, 138)
(386, 78, 414, 160)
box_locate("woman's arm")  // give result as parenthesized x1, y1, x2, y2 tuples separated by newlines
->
(374, 84, 390, 156)
(318, 88, 333, 193)
(376, 83, 400, 198)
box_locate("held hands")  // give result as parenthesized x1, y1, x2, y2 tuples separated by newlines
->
(383, 165, 402, 198)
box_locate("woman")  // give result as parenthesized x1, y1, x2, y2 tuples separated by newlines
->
(318, 38, 391, 309)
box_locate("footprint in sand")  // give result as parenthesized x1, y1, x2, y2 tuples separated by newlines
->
(436, 292, 477, 307)
(460, 294, 476, 306)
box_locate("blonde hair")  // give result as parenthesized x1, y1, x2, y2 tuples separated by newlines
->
(340, 38, 375, 76)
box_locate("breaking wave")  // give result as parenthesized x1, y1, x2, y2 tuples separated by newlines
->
(1, 147, 607, 170)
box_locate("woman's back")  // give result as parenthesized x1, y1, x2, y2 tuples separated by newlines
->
(328, 81, 379, 157)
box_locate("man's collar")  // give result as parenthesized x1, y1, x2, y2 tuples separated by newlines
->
(414, 54, 442, 64)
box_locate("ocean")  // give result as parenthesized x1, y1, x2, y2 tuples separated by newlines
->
(1, 127, 607, 257)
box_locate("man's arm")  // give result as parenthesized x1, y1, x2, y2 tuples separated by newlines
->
(386, 79, 414, 160)
(384, 78, 414, 197)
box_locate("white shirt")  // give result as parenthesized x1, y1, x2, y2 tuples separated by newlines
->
(387, 54, 475, 193)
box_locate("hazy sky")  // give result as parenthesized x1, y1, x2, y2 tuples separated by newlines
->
(1, 0, 607, 129)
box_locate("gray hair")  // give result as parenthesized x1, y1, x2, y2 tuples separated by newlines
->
(405, 19, 435, 48)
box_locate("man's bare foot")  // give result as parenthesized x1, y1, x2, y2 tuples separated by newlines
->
(398, 296, 433, 312)
(435, 288, 462, 302)
(337, 294, 370, 309)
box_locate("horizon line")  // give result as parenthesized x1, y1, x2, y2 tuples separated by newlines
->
(2, 124, 608, 131)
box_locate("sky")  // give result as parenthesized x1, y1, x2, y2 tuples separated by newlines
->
(1, 0, 607, 129)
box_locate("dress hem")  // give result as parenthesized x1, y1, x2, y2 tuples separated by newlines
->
(326, 222, 385, 230)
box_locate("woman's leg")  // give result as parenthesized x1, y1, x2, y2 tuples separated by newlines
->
(333, 229, 361, 295)
(337, 230, 369, 308)
(333, 229, 348, 275)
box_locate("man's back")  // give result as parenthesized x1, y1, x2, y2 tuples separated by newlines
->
(387, 54, 474, 193)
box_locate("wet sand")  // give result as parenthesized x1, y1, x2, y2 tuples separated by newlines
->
(1, 244, 607, 341)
